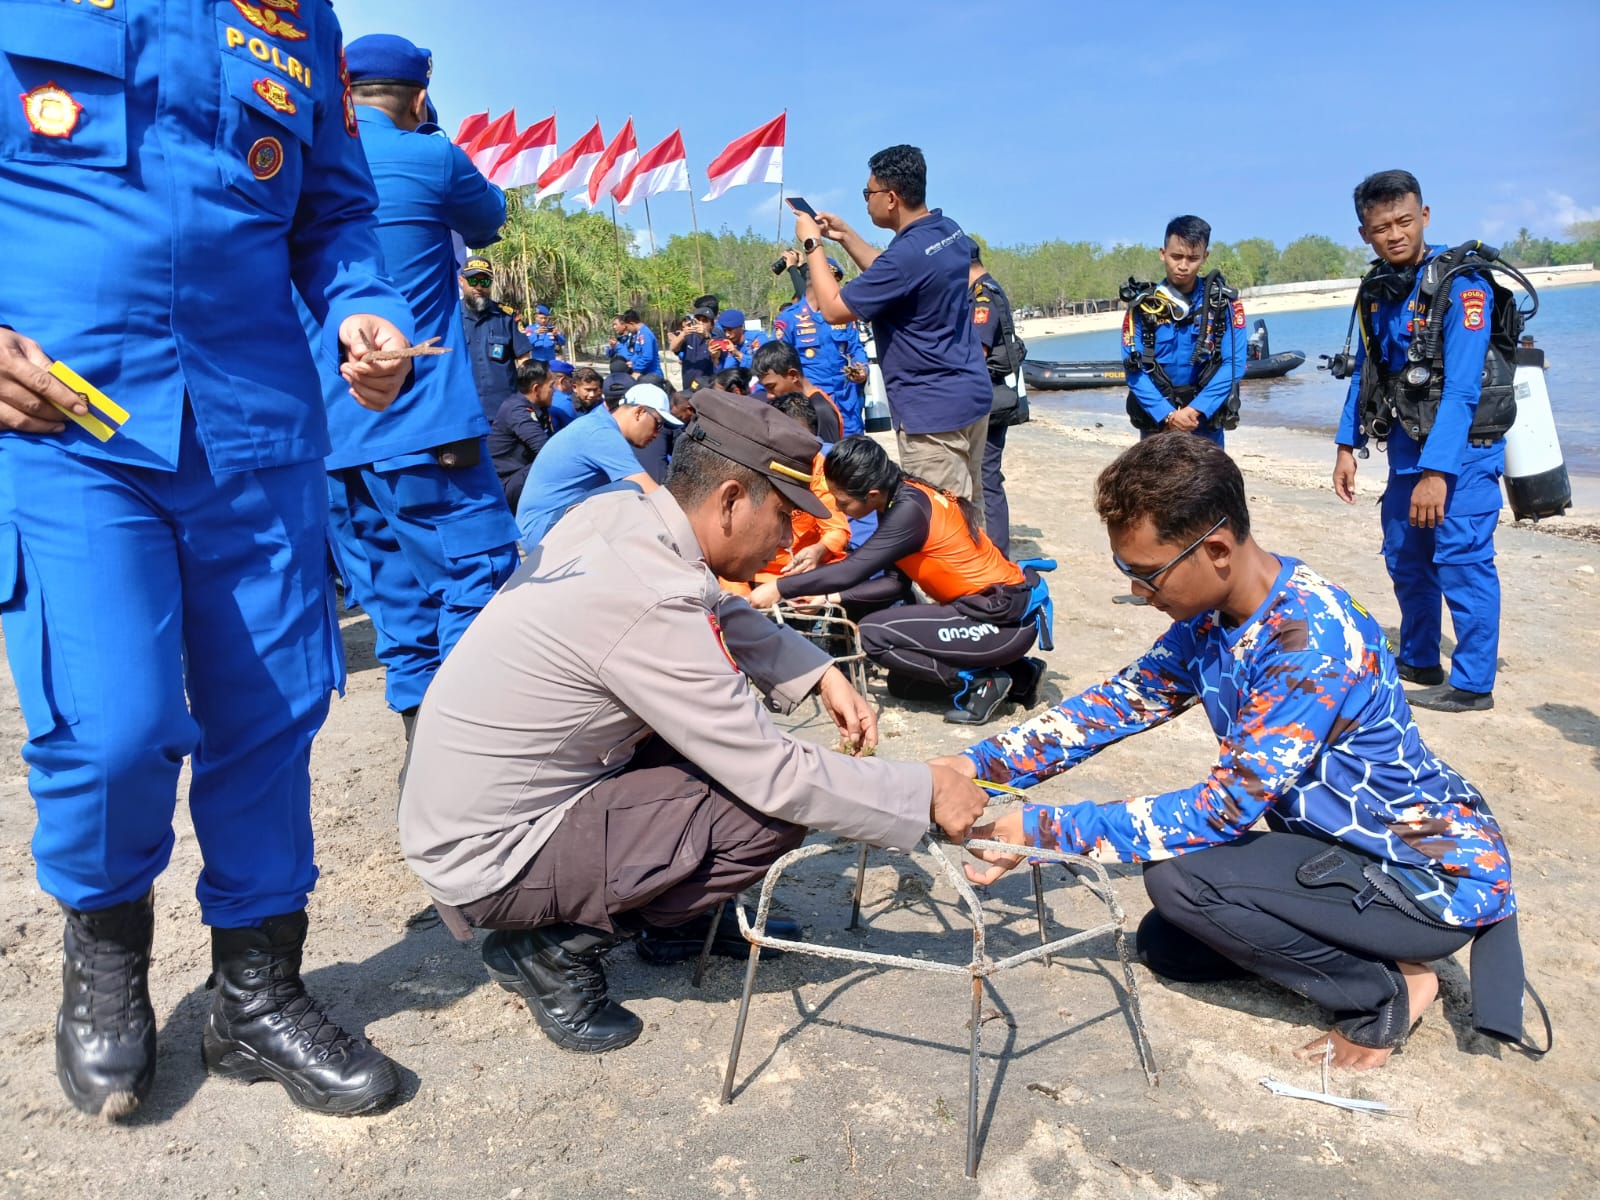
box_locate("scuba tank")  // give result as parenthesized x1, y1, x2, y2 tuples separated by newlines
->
(861, 324, 892, 433)
(1502, 339, 1571, 520)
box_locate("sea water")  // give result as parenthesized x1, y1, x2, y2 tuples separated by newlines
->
(1026, 282, 1600, 475)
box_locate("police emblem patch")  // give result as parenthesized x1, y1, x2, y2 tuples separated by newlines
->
(260, 0, 300, 11)
(973, 307, 990, 325)
(707, 613, 736, 670)
(230, 0, 307, 40)
(1232, 300, 1246, 329)
(247, 136, 284, 180)
(20, 82, 82, 139)
(1459, 288, 1486, 331)
(252, 77, 296, 114)
(1121, 311, 1135, 348)
(340, 48, 358, 136)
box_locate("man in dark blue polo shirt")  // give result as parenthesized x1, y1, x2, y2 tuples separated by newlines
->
(793, 144, 992, 526)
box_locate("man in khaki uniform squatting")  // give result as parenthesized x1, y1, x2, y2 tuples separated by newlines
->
(398, 390, 990, 1053)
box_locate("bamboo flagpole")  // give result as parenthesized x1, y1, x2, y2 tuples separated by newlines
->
(643, 198, 657, 257)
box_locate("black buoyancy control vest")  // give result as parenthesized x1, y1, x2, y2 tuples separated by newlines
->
(1355, 242, 1530, 448)
(974, 275, 1027, 381)
(1123, 271, 1241, 432)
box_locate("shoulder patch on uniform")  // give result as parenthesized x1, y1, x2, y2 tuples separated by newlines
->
(1121, 311, 1135, 348)
(707, 612, 736, 670)
(1232, 300, 1246, 329)
(1459, 288, 1486, 331)
(499, 303, 516, 314)
(973, 307, 990, 325)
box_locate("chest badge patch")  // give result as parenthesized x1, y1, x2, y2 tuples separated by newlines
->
(21, 82, 82, 139)
(247, 136, 284, 180)
(253, 78, 297, 114)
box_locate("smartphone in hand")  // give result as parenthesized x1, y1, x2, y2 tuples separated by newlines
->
(786, 196, 818, 219)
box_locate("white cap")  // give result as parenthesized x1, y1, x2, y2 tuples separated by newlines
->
(620, 382, 682, 426)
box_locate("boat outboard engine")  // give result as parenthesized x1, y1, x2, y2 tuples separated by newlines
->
(860, 325, 892, 433)
(1503, 339, 1572, 520)
(1247, 319, 1269, 362)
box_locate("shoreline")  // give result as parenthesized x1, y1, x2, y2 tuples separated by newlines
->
(1013, 265, 1600, 342)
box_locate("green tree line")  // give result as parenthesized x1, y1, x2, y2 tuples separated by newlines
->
(474, 193, 1595, 346)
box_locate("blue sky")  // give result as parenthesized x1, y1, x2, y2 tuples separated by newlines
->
(335, 0, 1597, 252)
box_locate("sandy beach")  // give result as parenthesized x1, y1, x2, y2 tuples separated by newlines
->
(2, 415, 1598, 1199)
(1014, 266, 1600, 343)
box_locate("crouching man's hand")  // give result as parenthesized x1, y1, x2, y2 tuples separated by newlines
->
(816, 665, 877, 755)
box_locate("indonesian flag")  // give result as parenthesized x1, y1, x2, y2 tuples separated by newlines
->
(490, 115, 557, 189)
(586, 118, 639, 209)
(464, 110, 517, 176)
(701, 113, 784, 202)
(613, 129, 689, 212)
(453, 110, 487, 147)
(534, 121, 605, 202)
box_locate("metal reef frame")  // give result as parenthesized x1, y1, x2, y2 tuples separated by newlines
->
(714, 836, 1159, 1178)
(765, 600, 871, 697)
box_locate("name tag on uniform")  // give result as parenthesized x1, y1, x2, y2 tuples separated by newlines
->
(47, 361, 129, 442)
(489, 341, 508, 362)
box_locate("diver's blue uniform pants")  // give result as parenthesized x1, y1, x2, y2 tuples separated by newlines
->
(1379, 473, 1501, 694)
(0, 412, 337, 926)
(325, 445, 518, 714)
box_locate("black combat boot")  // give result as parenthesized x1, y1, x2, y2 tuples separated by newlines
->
(481, 924, 642, 1053)
(202, 911, 399, 1115)
(56, 890, 157, 1118)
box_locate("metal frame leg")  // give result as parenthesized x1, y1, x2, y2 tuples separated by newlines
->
(1112, 920, 1159, 1086)
(692, 900, 727, 990)
(720, 943, 762, 1104)
(847, 842, 869, 930)
(1030, 864, 1052, 968)
(966, 975, 982, 1178)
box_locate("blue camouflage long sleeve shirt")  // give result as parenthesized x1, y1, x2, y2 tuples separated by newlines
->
(964, 557, 1514, 928)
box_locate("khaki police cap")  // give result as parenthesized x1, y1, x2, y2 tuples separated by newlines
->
(680, 390, 829, 520)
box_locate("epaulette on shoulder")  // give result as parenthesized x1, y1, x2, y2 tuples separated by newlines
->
(499, 303, 516, 315)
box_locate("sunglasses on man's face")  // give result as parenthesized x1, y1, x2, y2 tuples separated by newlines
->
(463, 275, 492, 287)
(1111, 516, 1227, 592)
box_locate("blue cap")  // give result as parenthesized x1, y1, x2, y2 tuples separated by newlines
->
(718, 309, 746, 332)
(535, 304, 550, 316)
(345, 35, 433, 89)
(549, 359, 573, 376)
(826, 257, 843, 277)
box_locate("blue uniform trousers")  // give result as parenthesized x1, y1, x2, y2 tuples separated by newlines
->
(0, 413, 337, 926)
(1379, 474, 1500, 693)
(326, 445, 519, 714)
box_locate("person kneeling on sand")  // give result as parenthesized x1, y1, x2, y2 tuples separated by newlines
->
(398, 390, 990, 1053)
(940, 433, 1531, 1069)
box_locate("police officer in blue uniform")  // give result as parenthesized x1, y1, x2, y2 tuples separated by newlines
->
(1333, 170, 1506, 713)
(527, 305, 567, 363)
(0, 0, 414, 1118)
(460, 255, 530, 421)
(773, 252, 869, 436)
(1123, 215, 1248, 447)
(308, 35, 521, 743)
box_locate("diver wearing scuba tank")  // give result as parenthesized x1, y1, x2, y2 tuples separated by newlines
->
(1123, 215, 1248, 446)
(1332, 170, 1510, 714)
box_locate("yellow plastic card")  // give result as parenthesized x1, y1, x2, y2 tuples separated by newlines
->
(47, 361, 128, 442)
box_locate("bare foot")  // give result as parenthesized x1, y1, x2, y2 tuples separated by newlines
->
(1293, 961, 1439, 1071)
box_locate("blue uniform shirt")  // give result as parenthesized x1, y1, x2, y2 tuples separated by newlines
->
(626, 324, 662, 375)
(303, 105, 505, 469)
(1124, 286, 1248, 441)
(514, 406, 645, 547)
(0, 0, 412, 475)
(676, 332, 715, 388)
(1337, 246, 1503, 509)
(548, 389, 581, 432)
(527, 325, 567, 363)
(839, 210, 990, 435)
(464, 303, 531, 421)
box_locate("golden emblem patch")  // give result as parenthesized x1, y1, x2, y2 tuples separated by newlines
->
(252, 77, 296, 114)
(20, 82, 82, 139)
(230, 0, 307, 40)
(261, 0, 300, 11)
(1459, 288, 1486, 331)
(247, 135, 284, 180)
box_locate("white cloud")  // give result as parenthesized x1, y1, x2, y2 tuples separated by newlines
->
(1478, 189, 1600, 239)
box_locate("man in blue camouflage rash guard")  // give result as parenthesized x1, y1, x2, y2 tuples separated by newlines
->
(944, 433, 1525, 1071)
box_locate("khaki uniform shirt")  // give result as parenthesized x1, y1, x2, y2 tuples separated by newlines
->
(398, 485, 933, 907)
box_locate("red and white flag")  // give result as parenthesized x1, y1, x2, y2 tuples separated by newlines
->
(453, 110, 488, 147)
(490, 115, 557, 189)
(701, 113, 784, 202)
(586, 118, 639, 209)
(534, 121, 605, 202)
(464, 110, 517, 176)
(613, 129, 689, 212)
